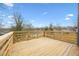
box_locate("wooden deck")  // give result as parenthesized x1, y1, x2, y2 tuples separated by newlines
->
(7, 37, 79, 56)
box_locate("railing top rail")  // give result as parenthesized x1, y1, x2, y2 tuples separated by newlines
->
(14, 30, 42, 32)
(44, 31, 76, 33)
(0, 32, 13, 42)
(13, 30, 76, 32)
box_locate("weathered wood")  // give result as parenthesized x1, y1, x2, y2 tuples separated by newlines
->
(0, 32, 13, 56)
(0, 31, 77, 56)
(13, 31, 44, 43)
(7, 37, 79, 56)
(13, 31, 76, 44)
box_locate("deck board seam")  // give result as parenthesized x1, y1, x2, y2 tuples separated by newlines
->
(63, 44, 73, 56)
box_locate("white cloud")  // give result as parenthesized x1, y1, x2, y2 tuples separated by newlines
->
(65, 13, 74, 21)
(7, 21, 13, 24)
(8, 15, 13, 20)
(3, 3, 14, 7)
(42, 12, 48, 15)
(67, 14, 74, 17)
(65, 17, 70, 20)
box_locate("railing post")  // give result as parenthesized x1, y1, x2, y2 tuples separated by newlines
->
(61, 31, 63, 41)
(43, 30, 45, 37)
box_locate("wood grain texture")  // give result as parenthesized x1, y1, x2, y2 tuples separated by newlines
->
(7, 37, 79, 56)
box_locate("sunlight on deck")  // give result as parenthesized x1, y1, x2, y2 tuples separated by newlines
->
(7, 37, 79, 56)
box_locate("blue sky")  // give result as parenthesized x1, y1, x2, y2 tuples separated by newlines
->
(0, 3, 77, 28)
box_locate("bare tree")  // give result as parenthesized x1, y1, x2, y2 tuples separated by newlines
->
(48, 24, 53, 30)
(44, 26, 48, 30)
(0, 19, 2, 35)
(0, 20, 2, 28)
(11, 13, 24, 31)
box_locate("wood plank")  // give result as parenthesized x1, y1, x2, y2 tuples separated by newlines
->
(7, 37, 79, 56)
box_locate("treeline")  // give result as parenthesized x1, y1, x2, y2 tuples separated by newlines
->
(0, 12, 77, 32)
(44, 24, 77, 32)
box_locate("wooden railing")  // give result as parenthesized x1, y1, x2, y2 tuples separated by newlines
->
(44, 31, 77, 44)
(13, 30, 77, 44)
(13, 31, 44, 43)
(0, 32, 13, 56)
(0, 30, 77, 56)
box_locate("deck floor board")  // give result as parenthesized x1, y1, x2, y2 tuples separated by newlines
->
(7, 37, 79, 56)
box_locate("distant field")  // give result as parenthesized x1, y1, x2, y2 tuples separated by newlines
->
(13, 31, 77, 44)
(45, 31, 77, 44)
(61, 32, 77, 44)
